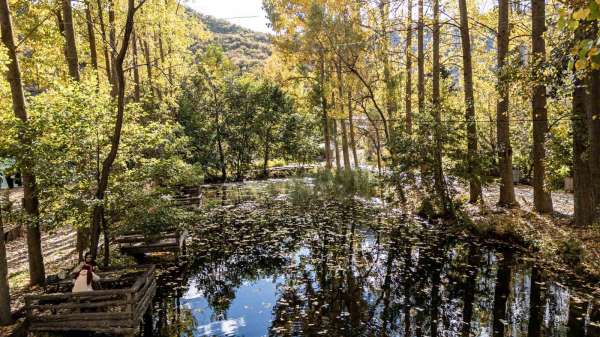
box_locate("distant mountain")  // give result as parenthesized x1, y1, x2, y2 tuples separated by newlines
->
(189, 10, 272, 70)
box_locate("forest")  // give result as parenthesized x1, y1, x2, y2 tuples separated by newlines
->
(0, 0, 599, 336)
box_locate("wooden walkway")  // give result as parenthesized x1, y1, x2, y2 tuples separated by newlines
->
(25, 265, 156, 335)
(116, 230, 188, 259)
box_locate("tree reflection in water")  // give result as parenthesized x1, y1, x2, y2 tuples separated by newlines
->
(141, 179, 600, 337)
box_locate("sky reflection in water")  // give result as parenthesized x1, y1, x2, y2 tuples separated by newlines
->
(142, 179, 600, 337)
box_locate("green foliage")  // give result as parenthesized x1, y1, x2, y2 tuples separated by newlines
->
(179, 47, 319, 181)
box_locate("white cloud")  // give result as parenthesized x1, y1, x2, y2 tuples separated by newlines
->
(186, 0, 273, 33)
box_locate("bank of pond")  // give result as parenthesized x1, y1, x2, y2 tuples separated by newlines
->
(26, 179, 600, 337)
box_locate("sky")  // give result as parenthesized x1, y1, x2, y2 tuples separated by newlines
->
(187, 0, 273, 34)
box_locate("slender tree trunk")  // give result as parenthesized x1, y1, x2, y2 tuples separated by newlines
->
(348, 91, 359, 168)
(336, 60, 351, 170)
(0, 206, 12, 326)
(432, 0, 451, 215)
(341, 120, 351, 170)
(84, 0, 98, 71)
(96, 0, 112, 83)
(458, 0, 482, 203)
(90, 0, 141, 259)
(333, 118, 341, 171)
(320, 52, 332, 169)
(405, 0, 413, 134)
(263, 138, 270, 177)
(108, 0, 118, 97)
(379, 0, 397, 122)
(62, 0, 80, 81)
(132, 30, 141, 101)
(531, 0, 553, 213)
(143, 39, 154, 95)
(417, 0, 424, 118)
(0, 0, 45, 286)
(496, 0, 517, 206)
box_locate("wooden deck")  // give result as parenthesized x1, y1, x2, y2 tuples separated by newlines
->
(116, 230, 188, 258)
(25, 265, 156, 335)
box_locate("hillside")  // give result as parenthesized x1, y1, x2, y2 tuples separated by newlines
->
(190, 11, 272, 70)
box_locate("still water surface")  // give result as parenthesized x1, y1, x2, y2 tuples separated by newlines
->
(140, 179, 599, 337)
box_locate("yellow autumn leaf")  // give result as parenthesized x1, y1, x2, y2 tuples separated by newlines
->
(575, 59, 588, 70)
(589, 47, 600, 56)
(591, 62, 600, 70)
(573, 8, 591, 20)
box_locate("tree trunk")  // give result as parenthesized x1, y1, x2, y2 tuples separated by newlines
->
(0, 206, 12, 326)
(61, 0, 80, 80)
(458, 0, 482, 203)
(143, 39, 154, 94)
(432, 0, 451, 215)
(263, 140, 270, 177)
(108, 0, 117, 97)
(587, 56, 600, 223)
(405, 0, 413, 134)
(132, 30, 141, 101)
(0, 0, 45, 286)
(573, 24, 594, 227)
(379, 0, 397, 122)
(96, 0, 112, 83)
(417, 0, 424, 118)
(84, 0, 98, 71)
(90, 0, 140, 259)
(333, 118, 341, 171)
(336, 60, 351, 170)
(461, 248, 480, 337)
(531, 0, 553, 213)
(496, 0, 517, 206)
(341, 120, 351, 170)
(348, 91, 358, 168)
(320, 52, 332, 169)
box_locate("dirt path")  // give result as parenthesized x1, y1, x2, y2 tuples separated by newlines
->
(481, 184, 574, 215)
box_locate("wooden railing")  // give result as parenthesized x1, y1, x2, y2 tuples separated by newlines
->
(25, 265, 156, 335)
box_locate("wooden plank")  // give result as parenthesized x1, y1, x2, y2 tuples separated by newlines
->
(134, 281, 156, 322)
(25, 289, 129, 301)
(30, 326, 136, 335)
(30, 298, 128, 310)
(32, 312, 130, 322)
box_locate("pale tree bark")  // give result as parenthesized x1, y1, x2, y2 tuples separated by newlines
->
(90, 0, 144, 259)
(0, 0, 45, 286)
(379, 0, 397, 122)
(432, 0, 451, 215)
(336, 59, 351, 170)
(348, 91, 359, 168)
(96, 0, 112, 83)
(132, 30, 141, 101)
(0, 205, 11, 325)
(143, 38, 154, 94)
(405, 0, 413, 134)
(531, 0, 553, 213)
(496, 0, 517, 206)
(62, 0, 80, 81)
(333, 117, 342, 171)
(84, 0, 98, 71)
(319, 49, 332, 169)
(417, 0, 424, 118)
(458, 0, 482, 203)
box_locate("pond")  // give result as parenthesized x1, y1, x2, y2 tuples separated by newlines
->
(140, 178, 599, 337)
